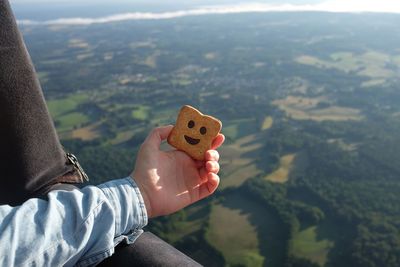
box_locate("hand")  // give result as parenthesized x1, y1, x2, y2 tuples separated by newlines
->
(131, 125, 225, 218)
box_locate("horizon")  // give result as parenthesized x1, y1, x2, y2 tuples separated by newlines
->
(13, 1, 400, 26)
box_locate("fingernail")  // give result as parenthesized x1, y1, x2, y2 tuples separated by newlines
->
(208, 150, 219, 160)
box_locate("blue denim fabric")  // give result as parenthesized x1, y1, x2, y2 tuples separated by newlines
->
(0, 177, 148, 267)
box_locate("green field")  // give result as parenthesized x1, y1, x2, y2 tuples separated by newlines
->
(131, 105, 151, 121)
(68, 38, 90, 49)
(295, 51, 397, 81)
(273, 95, 363, 122)
(172, 78, 192, 86)
(361, 78, 386, 88)
(110, 129, 136, 145)
(206, 192, 287, 267)
(47, 93, 91, 133)
(47, 93, 90, 118)
(219, 134, 263, 189)
(292, 226, 334, 266)
(71, 121, 102, 141)
(261, 116, 273, 130)
(265, 153, 296, 183)
(56, 112, 90, 132)
(141, 50, 161, 68)
(204, 52, 218, 60)
(207, 201, 263, 267)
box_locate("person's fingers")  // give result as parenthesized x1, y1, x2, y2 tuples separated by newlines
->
(144, 125, 173, 149)
(205, 150, 220, 162)
(211, 133, 225, 150)
(199, 167, 208, 183)
(206, 161, 220, 174)
(196, 150, 220, 169)
(198, 173, 220, 200)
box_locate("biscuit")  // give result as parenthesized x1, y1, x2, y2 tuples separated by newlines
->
(168, 105, 222, 160)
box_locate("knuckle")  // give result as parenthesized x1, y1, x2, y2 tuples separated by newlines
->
(211, 150, 220, 160)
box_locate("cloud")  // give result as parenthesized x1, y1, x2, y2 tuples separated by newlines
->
(17, 1, 400, 26)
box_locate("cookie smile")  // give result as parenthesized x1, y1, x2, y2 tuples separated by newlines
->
(184, 135, 200, 145)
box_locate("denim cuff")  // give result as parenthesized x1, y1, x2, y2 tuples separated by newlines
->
(126, 177, 148, 228)
(98, 177, 148, 240)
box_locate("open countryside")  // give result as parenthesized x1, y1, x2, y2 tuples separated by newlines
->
(23, 11, 400, 267)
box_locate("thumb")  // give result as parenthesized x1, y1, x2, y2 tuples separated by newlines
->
(144, 125, 174, 149)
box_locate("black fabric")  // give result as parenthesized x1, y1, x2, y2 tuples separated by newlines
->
(0, 0, 74, 205)
(99, 232, 202, 267)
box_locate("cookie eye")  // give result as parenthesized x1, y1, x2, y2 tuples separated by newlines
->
(188, 120, 195, 128)
(200, 127, 207, 135)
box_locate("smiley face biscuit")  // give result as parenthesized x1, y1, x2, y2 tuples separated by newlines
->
(168, 105, 222, 160)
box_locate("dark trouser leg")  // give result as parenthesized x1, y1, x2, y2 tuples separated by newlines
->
(0, 0, 82, 206)
(98, 232, 202, 267)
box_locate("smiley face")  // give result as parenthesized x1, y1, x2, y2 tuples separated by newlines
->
(184, 119, 208, 145)
(168, 105, 222, 160)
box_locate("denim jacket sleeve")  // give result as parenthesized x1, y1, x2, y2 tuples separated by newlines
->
(0, 177, 148, 267)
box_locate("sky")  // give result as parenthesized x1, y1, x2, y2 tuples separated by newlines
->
(9, 0, 322, 4)
(12, 0, 400, 25)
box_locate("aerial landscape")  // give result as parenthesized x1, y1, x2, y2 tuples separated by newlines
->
(16, 3, 400, 266)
